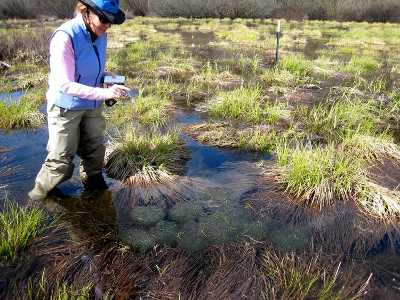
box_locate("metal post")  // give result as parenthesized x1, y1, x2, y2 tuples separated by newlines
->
(275, 19, 281, 68)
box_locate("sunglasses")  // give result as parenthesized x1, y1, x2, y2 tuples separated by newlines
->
(97, 14, 110, 24)
(90, 10, 110, 24)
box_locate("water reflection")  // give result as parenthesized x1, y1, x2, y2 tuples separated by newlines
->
(40, 188, 118, 241)
(0, 91, 24, 105)
(0, 128, 48, 203)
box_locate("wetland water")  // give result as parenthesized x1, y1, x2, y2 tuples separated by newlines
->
(0, 94, 310, 254)
(1, 90, 400, 298)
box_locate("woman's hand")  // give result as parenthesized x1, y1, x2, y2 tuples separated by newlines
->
(106, 84, 131, 99)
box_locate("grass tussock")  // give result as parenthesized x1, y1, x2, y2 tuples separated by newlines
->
(206, 84, 290, 125)
(270, 142, 363, 209)
(105, 90, 171, 127)
(0, 99, 46, 131)
(105, 126, 181, 185)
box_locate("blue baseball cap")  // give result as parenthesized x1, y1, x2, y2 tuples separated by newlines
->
(80, 0, 125, 25)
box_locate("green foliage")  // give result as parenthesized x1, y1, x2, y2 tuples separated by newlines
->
(0, 98, 45, 130)
(275, 142, 362, 207)
(305, 91, 378, 140)
(0, 198, 48, 263)
(105, 90, 170, 127)
(105, 126, 180, 183)
(26, 271, 104, 300)
(207, 84, 289, 125)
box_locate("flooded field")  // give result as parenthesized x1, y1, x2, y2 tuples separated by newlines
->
(1, 17, 400, 299)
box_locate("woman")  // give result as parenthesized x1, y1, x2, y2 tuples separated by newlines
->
(29, 0, 130, 201)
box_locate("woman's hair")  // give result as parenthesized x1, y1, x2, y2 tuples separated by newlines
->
(74, 2, 88, 18)
(74, 1, 95, 32)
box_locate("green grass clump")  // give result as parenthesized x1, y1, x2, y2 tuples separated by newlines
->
(238, 130, 277, 155)
(274, 142, 363, 208)
(105, 126, 180, 184)
(305, 91, 378, 141)
(105, 90, 170, 127)
(260, 250, 371, 299)
(208, 84, 263, 123)
(279, 54, 313, 84)
(27, 272, 100, 300)
(0, 197, 48, 263)
(207, 84, 286, 125)
(0, 99, 45, 130)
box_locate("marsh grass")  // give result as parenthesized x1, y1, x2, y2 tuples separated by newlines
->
(0, 197, 48, 263)
(260, 250, 372, 299)
(358, 181, 400, 222)
(271, 142, 363, 209)
(105, 89, 170, 127)
(191, 61, 241, 86)
(0, 98, 45, 130)
(27, 273, 99, 300)
(339, 132, 400, 162)
(238, 129, 277, 155)
(279, 54, 313, 84)
(207, 84, 264, 123)
(2, 16, 400, 299)
(207, 84, 289, 125)
(305, 91, 378, 140)
(105, 126, 181, 185)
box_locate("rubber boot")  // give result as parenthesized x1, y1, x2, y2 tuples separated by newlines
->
(82, 173, 108, 191)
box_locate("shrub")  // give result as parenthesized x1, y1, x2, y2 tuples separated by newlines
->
(0, 0, 76, 20)
(0, 28, 51, 64)
(122, 0, 149, 16)
(150, 0, 275, 19)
